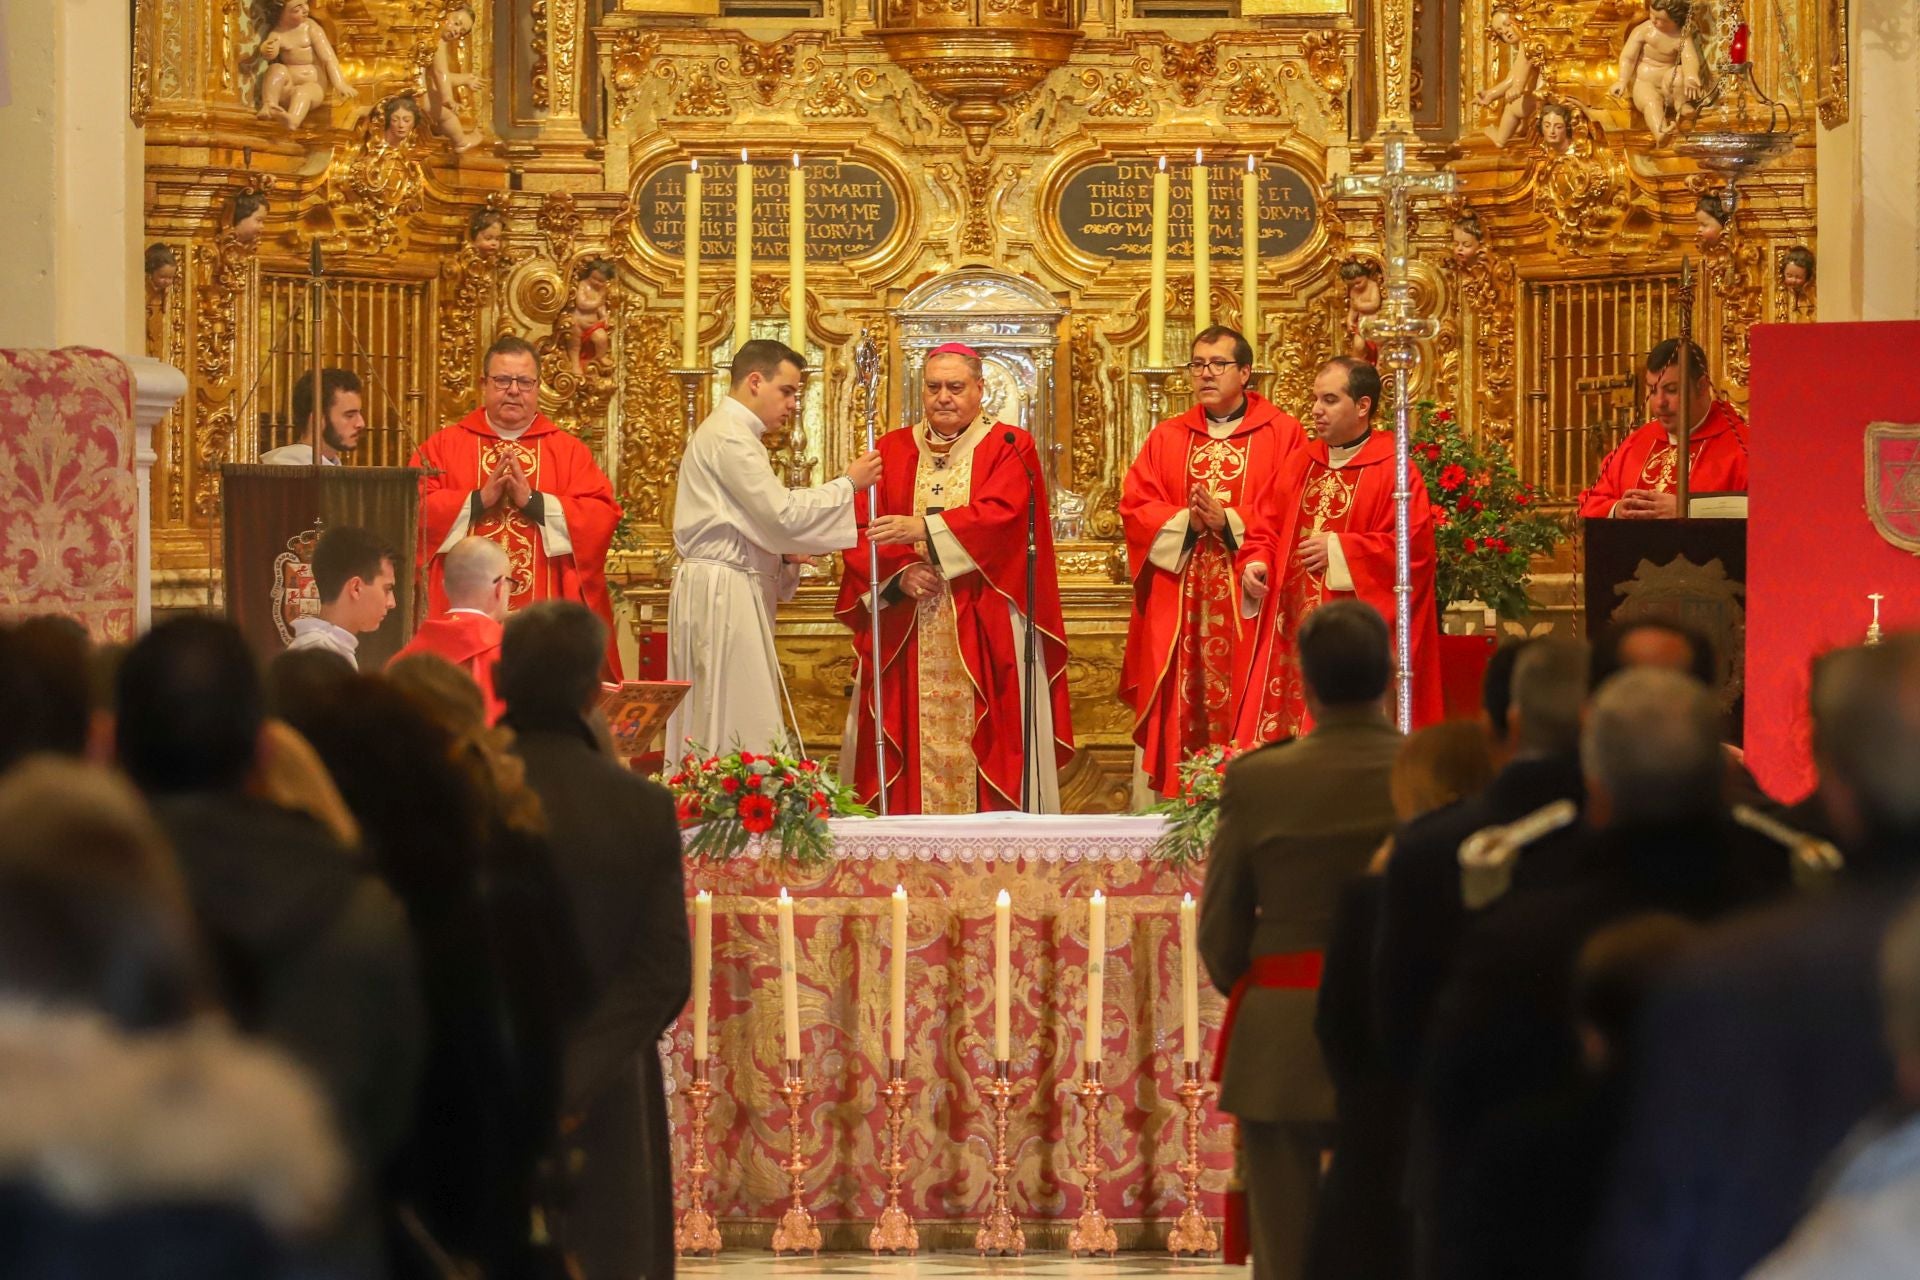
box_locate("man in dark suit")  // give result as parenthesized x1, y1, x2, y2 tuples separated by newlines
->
(499, 604, 692, 1280)
(1202, 599, 1404, 1280)
(1594, 634, 1920, 1280)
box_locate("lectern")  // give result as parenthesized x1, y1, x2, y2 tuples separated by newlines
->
(221, 464, 425, 669)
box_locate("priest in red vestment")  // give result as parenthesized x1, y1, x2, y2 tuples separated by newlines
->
(1578, 337, 1750, 518)
(389, 534, 510, 721)
(411, 335, 624, 677)
(1235, 357, 1443, 745)
(835, 343, 1074, 814)
(1121, 326, 1305, 797)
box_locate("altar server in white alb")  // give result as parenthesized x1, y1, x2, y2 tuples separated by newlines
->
(666, 339, 883, 763)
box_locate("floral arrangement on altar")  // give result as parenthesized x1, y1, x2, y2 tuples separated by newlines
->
(1411, 400, 1567, 620)
(665, 746, 870, 867)
(1147, 743, 1240, 867)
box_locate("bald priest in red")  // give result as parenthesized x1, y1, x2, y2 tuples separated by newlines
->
(1235, 356, 1443, 744)
(1578, 337, 1749, 519)
(1121, 326, 1304, 797)
(390, 535, 510, 721)
(412, 335, 624, 677)
(836, 342, 1075, 814)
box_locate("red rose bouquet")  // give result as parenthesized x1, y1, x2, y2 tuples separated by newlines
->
(1148, 743, 1240, 867)
(664, 745, 870, 867)
(1411, 401, 1566, 619)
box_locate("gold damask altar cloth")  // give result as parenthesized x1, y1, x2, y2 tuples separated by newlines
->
(673, 815, 1228, 1250)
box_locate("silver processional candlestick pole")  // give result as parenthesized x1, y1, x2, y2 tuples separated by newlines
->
(854, 331, 890, 815)
(1332, 129, 1456, 733)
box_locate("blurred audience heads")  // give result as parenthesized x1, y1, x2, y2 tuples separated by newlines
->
(1880, 893, 1920, 1104)
(497, 602, 607, 720)
(266, 647, 356, 726)
(1812, 634, 1920, 848)
(1480, 638, 1534, 750)
(1581, 667, 1725, 826)
(1590, 617, 1717, 691)
(1511, 638, 1590, 757)
(116, 616, 264, 795)
(1299, 600, 1393, 711)
(1573, 912, 1700, 1075)
(442, 536, 512, 621)
(0, 616, 94, 772)
(1390, 720, 1495, 823)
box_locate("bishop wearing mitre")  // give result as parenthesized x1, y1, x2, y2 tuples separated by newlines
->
(836, 343, 1075, 813)
(1121, 326, 1304, 797)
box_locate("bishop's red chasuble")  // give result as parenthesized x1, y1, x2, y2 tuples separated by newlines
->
(1234, 431, 1443, 746)
(411, 409, 623, 677)
(390, 611, 505, 723)
(835, 421, 1074, 814)
(1120, 393, 1304, 796)
(1576, 400, 1750, 518)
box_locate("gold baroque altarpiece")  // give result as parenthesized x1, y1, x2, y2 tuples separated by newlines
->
(138, 0, 1832, 807)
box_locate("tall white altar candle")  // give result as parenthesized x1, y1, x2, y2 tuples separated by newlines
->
(681, 159, 701, 369)
(994, 888, 1012, 1061)
(1180, 892, 1200, 1063)
(692, 889, 713, 1061)
(777, 886, 800, 1062)
(889, 885, 909, 1063)
(733, 150, 753, 352)
(788, 153, 806, 358)
(1086, 890, 1106, 1075)
(1192, 149, 1211, 330)
(1241, 155, 1259, 353)
(1148, 156, 1170, 367)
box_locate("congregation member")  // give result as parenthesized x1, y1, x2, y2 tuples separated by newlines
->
(1201, 600, 1404, 1280)
(837, 342, 1074, 813)
(1578, 337, 1749, 518)
(0, 615, 94, 771)
(1235, 357, 1443, 744)
(665, 339, 881, 764)
(499, 603, 691, 1280)
(115, 617, 424, 1279)
(261, 366, 365, 466)
(390, 534, 511, 721)
(1596, 635, 1920, 1280)
(412, 335, 624, 678)
(1120, 325, 1303, 798)
(288, 525, 397, 669)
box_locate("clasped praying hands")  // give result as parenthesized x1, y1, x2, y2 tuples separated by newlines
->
(480, 454, 534, 511)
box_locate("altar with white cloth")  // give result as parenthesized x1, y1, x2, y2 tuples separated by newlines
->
(671, 812, 1229, 1252)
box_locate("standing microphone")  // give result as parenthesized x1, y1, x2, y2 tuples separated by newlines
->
(1004, 430, 1040, 813)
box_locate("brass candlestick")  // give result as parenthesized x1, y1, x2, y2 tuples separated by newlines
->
(770, 1061, 821, 1255)
(868, 1058, 919, 1255)
(1067, 1063, 1117, 1257)
(973, 1060, 1025, 1256)
(1167, 1060, 1220, 1256)
(669, 368, 711, 437)
(673, 1058, 722, 1257)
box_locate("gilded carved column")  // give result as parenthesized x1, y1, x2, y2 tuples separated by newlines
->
(523, 0, 598, 175)
(1374, 0, 1417, 136)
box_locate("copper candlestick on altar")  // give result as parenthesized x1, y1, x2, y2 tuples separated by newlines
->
(868, 1059, 919, 1255)
(1067, 1063, 1117, 1257)
(673, 1058, 722, 1257)
(770, 1062, 821, 1255)
(973, 1060, 1025, 1256)
(1167, 1061, 1220, 1256)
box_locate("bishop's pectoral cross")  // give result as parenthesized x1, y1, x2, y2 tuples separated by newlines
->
(1331, 131, 1457, 349)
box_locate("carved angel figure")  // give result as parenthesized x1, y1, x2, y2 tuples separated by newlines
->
(1452, 212, 1486, 266)
(380, 95, 420, 149)
(1538, 101, 1576, 155)
(1783, 245, 1814, 297)
(230, 192, 269, 246)
(144, 244, 180, 296)
(563, 259, 617, 370)
(256, 0, 355, 131)
(425, 4, 484, 155)
(1338, 256, 1383, 363)
(1477, 9, 1543, 148)
(1610, 0, 1703, 145)
(1695, 190, 1731, 250)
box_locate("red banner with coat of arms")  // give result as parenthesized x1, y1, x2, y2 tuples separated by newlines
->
(1746, 322, 1920, 802)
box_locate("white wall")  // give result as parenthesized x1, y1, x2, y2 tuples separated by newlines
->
(1818, 0, 1920, 321)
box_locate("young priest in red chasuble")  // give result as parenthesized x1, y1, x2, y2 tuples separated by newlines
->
(1121, 326, 1305, 797)
(1578, 337, 1750, 519)
(412, 335, 624, 677)
(1234, 357, 1444, 745)
(835, 343, 1074, 814)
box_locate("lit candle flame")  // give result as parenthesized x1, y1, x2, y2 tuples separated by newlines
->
(1195, 148, 1204, 165)
(792, 151, 801, 167)
(1247, 154, 1256, 172)
(1158, 155, 1167, 171)
(690, 156, 699, 171)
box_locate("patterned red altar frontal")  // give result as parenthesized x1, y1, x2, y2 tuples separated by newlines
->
(672, 815, 1229, 1248)
(0, 348, 137, 640)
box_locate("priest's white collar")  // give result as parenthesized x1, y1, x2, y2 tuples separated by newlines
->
(485, 412, 533, 440)
(718, 394, 771, 438)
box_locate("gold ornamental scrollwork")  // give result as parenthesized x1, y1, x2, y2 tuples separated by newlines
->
(1161, 39, 1219, 107)
(538, 191, 582, 265)
(1068, 317, 1118, 537)
(1817, 0, 1849, 128)
(1444, 227, 1520, 446)
(1380, 0, 1413, 125)
(1702, 236, 1763, 390)
(959, 160, 997, 257)
(1299, 31, 1350, 128)
(1080, 61, 1152, 118)
(604, 30, 661, 123)
(667, 62, 733, 119)
(530, 0, 550, 110)
(620, 313, 686, 527)
(732, 37, 800, 105)
(1222, 59, 1288, 118)
(439, 241, 512, 422)
(550, 0, 581, 117)
(802, 71, 873, 119)
(331, 116, 426, 252)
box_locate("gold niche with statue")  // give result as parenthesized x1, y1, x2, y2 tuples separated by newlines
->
(136, 0, 1833, 810)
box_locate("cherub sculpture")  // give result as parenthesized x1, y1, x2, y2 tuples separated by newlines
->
(1477, 9, 1543, 148)
(1782, 246, 1814, 297)
(379, 95, 420, 149)
(1694, 191, 1731, 250)
(1538, 102, 1577, 156)
(144, 244, 180, 296)
(230, 193, 270, 246)
(468, 209, 506, 258)
(256, 0, 356, 131)
(1452, 212, 1487, 266)
(1338, 255, 1383, 363)
(564, 259, 617, 370)
(424, 4, 484, 155)
(1611, 0, 1703, 145)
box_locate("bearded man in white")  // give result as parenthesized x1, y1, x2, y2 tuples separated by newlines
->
(666, 339, 883, 762)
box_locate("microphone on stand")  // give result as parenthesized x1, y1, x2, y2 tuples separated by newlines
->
(1004, 431, 1041, 814)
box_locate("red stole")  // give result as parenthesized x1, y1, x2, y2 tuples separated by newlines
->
(1120, 393, 1304, 795)
(1576, 401, 1750, 518)
(1234, 431, 1443, 745)
(411, 408, 623, 677)
(390, 611, 506, 722)
(834, 422, 1075, 813)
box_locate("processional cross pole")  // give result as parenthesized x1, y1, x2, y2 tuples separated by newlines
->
(1331, 129, 1456, 733)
